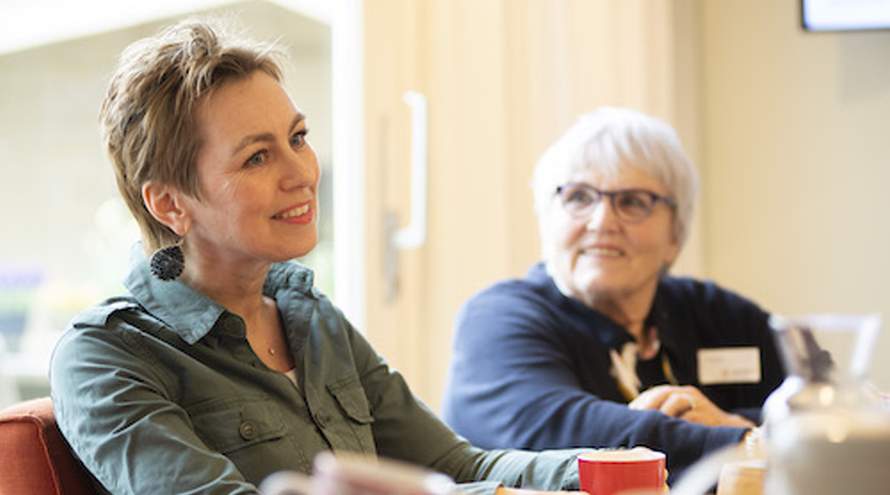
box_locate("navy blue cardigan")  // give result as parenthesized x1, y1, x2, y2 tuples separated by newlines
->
(442, 263, 785, 476)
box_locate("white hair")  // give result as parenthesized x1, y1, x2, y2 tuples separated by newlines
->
(532, 107, 699, 246)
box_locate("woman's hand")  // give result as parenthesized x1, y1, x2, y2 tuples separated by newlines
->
(628, 385, 755, 428)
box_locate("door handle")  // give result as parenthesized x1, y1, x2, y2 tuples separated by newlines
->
(384, 90, 428, 301)
(394, 90, 428, 248)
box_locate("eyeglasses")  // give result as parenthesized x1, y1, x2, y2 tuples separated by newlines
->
(554, 182, 676, 223)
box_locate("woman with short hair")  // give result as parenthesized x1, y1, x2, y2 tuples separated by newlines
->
(51, 20, 588, 495)
(443, 107, 785, 477)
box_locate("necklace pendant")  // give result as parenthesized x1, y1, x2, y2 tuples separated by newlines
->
(268, 347, 276, 356)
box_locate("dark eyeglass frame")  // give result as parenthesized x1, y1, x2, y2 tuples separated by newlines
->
(554, 182, 677, 223)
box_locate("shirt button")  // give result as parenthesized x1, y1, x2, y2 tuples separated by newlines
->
(239, 421, 258, 440)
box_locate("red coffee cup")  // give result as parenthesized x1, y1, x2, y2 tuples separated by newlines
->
(577, 447, 666, 495)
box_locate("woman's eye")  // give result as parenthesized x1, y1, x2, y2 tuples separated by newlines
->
(290, 129, 309, 148)
(567, 190, 593, 205)
(618, 193, 650, 209)
(245, 150, 267, 167)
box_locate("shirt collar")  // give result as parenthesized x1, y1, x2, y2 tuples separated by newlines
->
(124, 242, 316, 345)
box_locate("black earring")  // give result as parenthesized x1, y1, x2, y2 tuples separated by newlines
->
(150, 244, 184, 281)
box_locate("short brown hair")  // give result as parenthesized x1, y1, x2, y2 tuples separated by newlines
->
(100, 19, 283, 252)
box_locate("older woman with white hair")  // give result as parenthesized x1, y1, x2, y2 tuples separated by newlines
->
(442, 107, 785, 477)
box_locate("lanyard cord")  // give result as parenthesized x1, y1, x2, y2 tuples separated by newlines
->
(614, 348, 679, 403)
(661, 350, 679, 386)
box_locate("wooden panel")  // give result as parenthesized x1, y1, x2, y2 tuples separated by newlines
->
(363, 0, 423, 392)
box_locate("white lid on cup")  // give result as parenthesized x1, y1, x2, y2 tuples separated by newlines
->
(578, 447, 666, 462)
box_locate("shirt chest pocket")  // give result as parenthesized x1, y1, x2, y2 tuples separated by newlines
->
(323, 376, 376, 453)
(188, 396, 293, 481)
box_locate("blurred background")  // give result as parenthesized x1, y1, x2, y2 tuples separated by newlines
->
(1, 0, 889, 412)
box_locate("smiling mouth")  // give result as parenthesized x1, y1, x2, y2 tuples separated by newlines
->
(273, 203, 311, 219)
(581, 247, 625, 257)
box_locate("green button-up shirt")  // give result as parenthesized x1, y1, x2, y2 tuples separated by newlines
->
(50, 253, 582, 494)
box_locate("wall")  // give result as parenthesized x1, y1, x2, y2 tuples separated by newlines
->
(698, 0, 890, 387)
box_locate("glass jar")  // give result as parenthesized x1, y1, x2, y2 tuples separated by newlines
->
(763, 314, 890, 495)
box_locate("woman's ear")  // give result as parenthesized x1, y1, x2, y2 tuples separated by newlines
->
(141, 181, 191, 237)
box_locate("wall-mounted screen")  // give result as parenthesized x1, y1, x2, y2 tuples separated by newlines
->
(802, 0, 890, 31)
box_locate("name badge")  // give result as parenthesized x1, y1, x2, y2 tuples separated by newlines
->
(697, 347, 761, 385)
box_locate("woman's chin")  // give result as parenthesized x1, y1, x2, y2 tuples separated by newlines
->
(574, 269, 621, 291)
(283, 235, 319, 260)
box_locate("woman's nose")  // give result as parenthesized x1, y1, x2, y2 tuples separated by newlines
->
(280, 147, 320, 190)
(585, 199, 620, 231)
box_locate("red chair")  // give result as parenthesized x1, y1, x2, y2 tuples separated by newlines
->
(0, 397, 95, 495)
